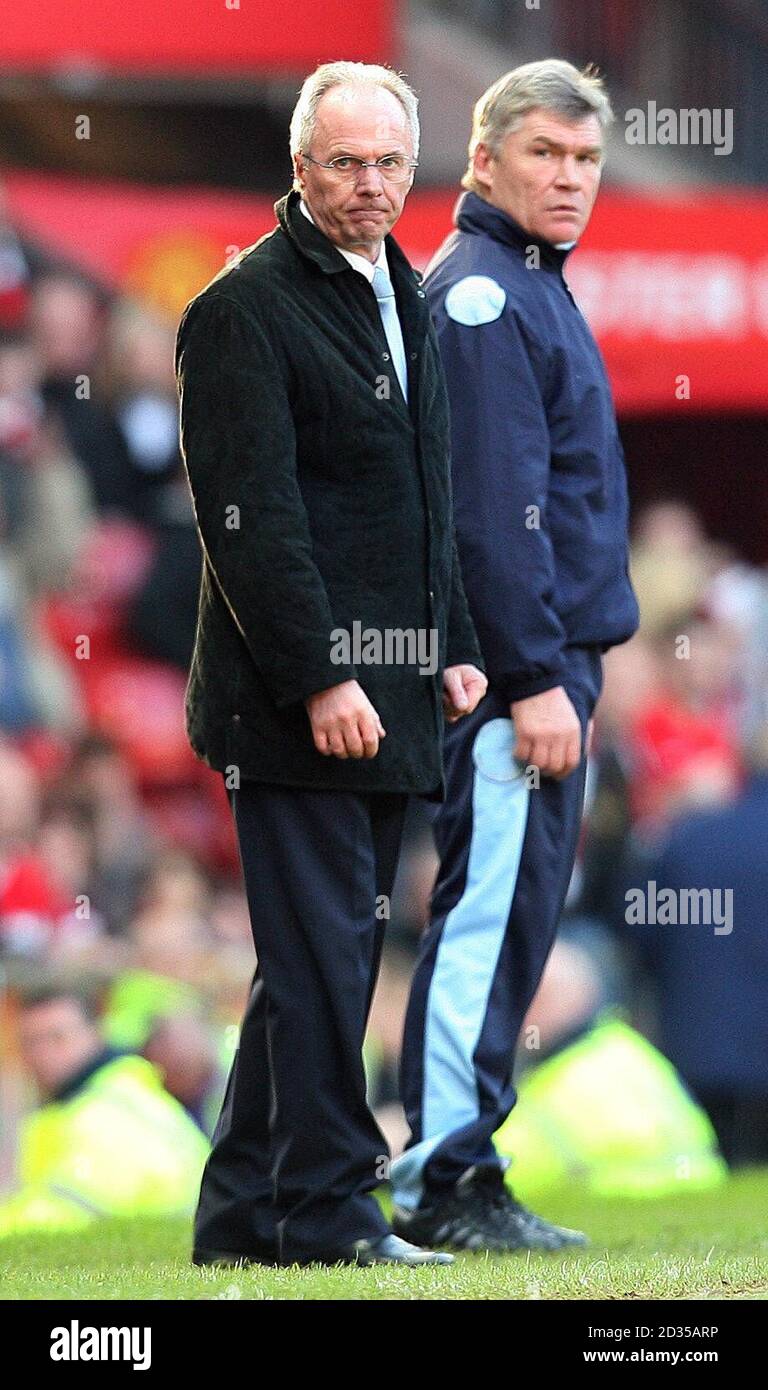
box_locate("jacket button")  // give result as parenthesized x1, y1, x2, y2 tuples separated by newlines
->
(382, 352, 390, 361)
(418, 290, 426, 298)
(410, 352, 417, 360)
(232, 713, 241, 723)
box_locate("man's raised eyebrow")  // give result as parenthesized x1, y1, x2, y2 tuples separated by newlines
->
(327, 146, 407, 157)
(529, 135, 603, 154)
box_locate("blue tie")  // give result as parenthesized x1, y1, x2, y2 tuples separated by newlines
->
(372, 265, 409, 404)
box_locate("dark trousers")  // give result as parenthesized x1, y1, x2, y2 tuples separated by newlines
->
(194, 778, 408, 1262)
(392, 646, 603, 1210)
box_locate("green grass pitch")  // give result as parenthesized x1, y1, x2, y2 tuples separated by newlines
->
(2, 1170, 767, 1301)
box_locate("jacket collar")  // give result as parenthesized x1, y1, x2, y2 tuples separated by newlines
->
(275, 189, 423, 288)
(49, 1045, 129, 1103)
(274, 189, 427, 425)
(454, 189, 576, 274)
(298, 196, 389, 283)
(276, 189, 349, 273)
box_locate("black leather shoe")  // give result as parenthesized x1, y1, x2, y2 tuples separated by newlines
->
(393, 1165, 588, 1253)
(192, 1241, 277, 1268)
(283, 1233, 454, 1267)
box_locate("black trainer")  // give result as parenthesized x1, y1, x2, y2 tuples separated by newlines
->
(392, 1165, 588, 1253)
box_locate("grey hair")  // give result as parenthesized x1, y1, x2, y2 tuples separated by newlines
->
(289, 61, 420, 188)
(462, 59, 613, 194)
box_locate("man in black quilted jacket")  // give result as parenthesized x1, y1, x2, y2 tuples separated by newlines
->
(175, 60, 486, 1268)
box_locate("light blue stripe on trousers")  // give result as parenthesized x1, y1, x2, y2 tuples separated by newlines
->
(391, 718, 531, 1209)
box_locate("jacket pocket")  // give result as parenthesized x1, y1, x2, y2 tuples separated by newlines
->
(224, 664, 244, 773)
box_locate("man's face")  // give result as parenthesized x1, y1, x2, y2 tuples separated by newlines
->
(473, 108, 604, 244)
(30, 277, 103, 375)
(18, 998, 100, 1097)
(294, 84, 415, 259)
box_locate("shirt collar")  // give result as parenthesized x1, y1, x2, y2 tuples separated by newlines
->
(453, 189, 577, 273)
(300, 197, 389, 283)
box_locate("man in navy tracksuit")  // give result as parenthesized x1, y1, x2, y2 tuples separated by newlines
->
(392, 60, 640, 1250)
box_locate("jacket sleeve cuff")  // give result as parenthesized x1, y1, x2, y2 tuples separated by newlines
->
(270, 664, 358, 709)
(444, 643, 486, 673)
(497, 670, 566, 704)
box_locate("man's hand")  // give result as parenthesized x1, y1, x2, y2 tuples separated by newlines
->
(510, 685, 581, 779)
(305, 679, 386, 759)
(443, 664, 488, 723)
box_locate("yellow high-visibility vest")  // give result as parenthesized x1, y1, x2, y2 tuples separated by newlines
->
(494, 1014, 727, 1198)
(0, 1054, 210, 1237)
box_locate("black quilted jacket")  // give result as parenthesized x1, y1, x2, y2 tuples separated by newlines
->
(174, 189, 483, 798)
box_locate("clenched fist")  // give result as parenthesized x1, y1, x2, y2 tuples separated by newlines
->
(510, 685, 582, 779)
(306, 679, 386, 760)
(443, 664, 488, 723)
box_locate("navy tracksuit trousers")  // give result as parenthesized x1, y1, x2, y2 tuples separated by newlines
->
(194, 779, 407, 1262)
(391, 645, 604, 1210)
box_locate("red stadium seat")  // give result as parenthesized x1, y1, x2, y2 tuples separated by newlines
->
(81, 656, 198, 785)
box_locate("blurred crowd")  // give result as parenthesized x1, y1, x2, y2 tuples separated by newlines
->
(1, 175, 767, 1234)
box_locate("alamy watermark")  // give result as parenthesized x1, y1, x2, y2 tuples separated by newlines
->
(50, 1321, 151, 1370)
(330, 622, 438, 676)
(625, 102, 733, 156)
(625, 881, 733, 935)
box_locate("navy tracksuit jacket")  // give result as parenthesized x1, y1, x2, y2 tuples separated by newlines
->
(393, 191, 639, 1209)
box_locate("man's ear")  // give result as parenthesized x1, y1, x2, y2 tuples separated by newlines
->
(293, 152, 306, 192)
(472, 143, 494, 193)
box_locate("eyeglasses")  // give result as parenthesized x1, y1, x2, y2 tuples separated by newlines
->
(301, 152, 418, 183)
